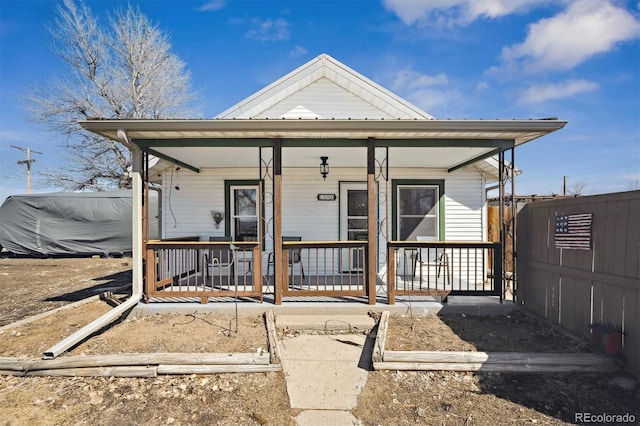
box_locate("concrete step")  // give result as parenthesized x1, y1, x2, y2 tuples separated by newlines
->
(275, 314, 375, 332)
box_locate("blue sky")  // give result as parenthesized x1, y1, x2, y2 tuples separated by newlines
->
(1, 0, 639, 202)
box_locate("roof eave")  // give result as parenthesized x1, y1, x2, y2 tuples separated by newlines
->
(79, 118, 567, 145)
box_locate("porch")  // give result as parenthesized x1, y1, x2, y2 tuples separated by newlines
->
(144, 239, 502, 305)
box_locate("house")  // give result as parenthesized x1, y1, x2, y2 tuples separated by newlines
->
(80, 54, 566, 306)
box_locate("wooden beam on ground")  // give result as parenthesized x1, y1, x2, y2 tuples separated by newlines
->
(0, 358, 30, 371)
(375, 350, 620, 373)
(265, 310, 281, 364)
(372, 311, 389, 363)
(27, 366, 158, 377)
(383, 351, 616, 365)
(373, 361, 620, 373)
(157, 364, 281, 375)
(1, 352, 270, 373)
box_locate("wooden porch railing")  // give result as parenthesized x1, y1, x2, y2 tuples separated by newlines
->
(145, 240, 262, 304)
(277, 241, 370, 302)
(387, 241, 502, 304)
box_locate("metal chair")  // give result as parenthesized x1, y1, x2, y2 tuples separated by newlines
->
(204, 236, 234, 283)
(413, 236, 451, 285)
(266, 236, 305, 282)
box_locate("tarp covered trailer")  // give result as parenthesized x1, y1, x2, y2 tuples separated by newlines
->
(0, 190, 158, 257)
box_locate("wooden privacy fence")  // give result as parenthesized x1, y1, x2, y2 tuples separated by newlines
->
(517, 191, 640, 378)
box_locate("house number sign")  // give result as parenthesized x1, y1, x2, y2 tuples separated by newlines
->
(317, 193, 337, 201)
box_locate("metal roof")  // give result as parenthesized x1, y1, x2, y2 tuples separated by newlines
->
(80, 118, 566, 146)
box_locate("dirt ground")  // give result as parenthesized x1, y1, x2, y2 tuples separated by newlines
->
(1, 256, 639, 425)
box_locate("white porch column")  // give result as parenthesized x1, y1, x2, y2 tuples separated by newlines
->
(367, 138, 377, 305)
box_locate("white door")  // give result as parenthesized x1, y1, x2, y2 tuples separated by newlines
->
(339, 183, 367, 272)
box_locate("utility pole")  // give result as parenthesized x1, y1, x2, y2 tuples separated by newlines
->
(563, 175, 567, 196)
(11, 145, 43, 194)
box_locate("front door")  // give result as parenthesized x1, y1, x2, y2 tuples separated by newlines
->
(340, 182, 367, 272)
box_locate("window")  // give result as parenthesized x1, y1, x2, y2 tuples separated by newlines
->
(392, 180, 444, 241)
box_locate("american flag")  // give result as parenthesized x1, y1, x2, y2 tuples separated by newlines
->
(555, 213, 592, 250)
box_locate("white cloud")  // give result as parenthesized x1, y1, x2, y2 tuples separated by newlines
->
(385, 68, 460, 115)
(389, 69, 449, 92)
(197, 0, 225, 12)
(382, 0, 550, 25)
(502, 0, 640, 72)
(518, 79, 599, 103)
(476, 81, 489, 91)
(289, 45, 307, 58)
(246, 18, 289, 42)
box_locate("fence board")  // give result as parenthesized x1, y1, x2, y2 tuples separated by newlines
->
(559, 276, 591, 339)
(623, 288, 639, 377)
(601, 283, 625, 331)
(625, 197, 640, 278)
(612, 200, 629, 275)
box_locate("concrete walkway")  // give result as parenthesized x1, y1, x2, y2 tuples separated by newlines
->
(279, 334, 369, 425)
(277, 315, 376, 425)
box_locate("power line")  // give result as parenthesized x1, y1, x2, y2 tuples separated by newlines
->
(10, 145, 43, 194)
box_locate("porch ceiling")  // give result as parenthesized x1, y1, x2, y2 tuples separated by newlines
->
(149, 146, 498, 170)
(80, 118, 566, 173)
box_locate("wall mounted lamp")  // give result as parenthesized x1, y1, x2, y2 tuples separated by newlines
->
(320, 156, 329, 180)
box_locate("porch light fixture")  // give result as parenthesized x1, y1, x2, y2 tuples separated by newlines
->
(320, 156, 329, 180)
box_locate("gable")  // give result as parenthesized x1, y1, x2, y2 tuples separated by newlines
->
(255, 77, 399, 119)
(217, 54, 434, 120)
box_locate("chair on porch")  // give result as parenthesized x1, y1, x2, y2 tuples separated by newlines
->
(413, 236, 451, 285)
(266, 236, 305, 284)
(204, 236, 234, 284)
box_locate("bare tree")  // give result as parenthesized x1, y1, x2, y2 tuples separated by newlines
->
(567, 181, 586, 196)
(26, 0, 196, 191)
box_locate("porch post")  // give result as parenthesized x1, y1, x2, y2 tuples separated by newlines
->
(273, 140, 283, 305)
(367, 138, 377, 305)
(142, 149, 149, 260)
(498, 149, 505, 303)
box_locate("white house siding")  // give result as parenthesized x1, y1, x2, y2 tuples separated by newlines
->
(159, 164, 485, 278)
(253, 78, 395, 119)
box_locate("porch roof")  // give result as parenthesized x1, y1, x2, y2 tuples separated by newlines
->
(80, 118, 566, 175)
(81, 118, 565, 145)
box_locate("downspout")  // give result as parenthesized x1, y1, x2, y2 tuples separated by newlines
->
(42, 130, 144, 359)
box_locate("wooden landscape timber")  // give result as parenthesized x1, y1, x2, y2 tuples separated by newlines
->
(373, 311, 621, 373)
(0, 352, 279, 377)
(372, 311, 389, 363)
(265, 310, 281, 364)
(0, 311, 282, 378)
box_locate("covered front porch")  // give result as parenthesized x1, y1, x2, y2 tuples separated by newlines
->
(81, 118, 564, 306)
